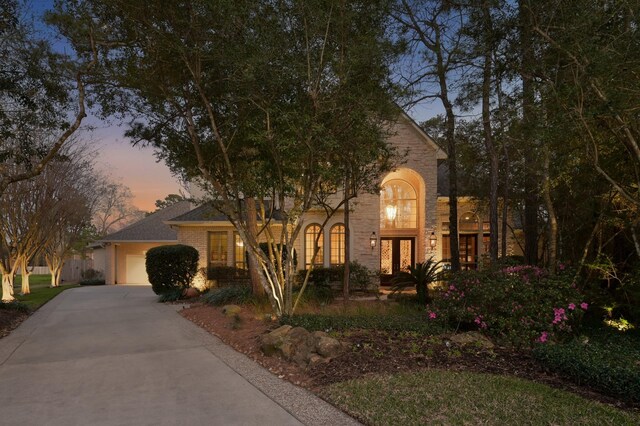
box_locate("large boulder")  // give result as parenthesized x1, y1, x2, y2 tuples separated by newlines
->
(260, 325, 345, 367)
(450, 331, 494, 349)
(259, 325, 292, 356)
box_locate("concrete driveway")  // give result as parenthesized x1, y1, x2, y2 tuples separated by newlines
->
(0, 286, 358, 426)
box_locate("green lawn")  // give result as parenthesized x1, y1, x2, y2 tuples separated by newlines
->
(323, 370, 639, 426)
(12, 275, 78, 310)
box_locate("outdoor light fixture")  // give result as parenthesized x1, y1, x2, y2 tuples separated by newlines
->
(385, 204, 397, 221)
(370, 232, 377, 250)
(429, 232, 437, 249)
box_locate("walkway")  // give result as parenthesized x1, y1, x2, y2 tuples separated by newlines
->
(0, 286, 359, 426)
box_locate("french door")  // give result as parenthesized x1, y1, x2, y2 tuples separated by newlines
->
(380, 237, 415, 284)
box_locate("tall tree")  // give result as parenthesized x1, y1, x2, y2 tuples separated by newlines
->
(394, 0, 468, 271)
(50, 0, 401, 316)
(0, 0, 93, 196)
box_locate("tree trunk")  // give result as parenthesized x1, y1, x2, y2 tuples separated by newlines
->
(542, 145, 558, 273)
(20, 259, 31, 295)
(481, 0, 499, 263)
(245, 197, 265, 296)
(2, 274, 15, 302)
(501, 144, 510, 258)
(520, 0, 539, 265)
(343, 190, 351, 303)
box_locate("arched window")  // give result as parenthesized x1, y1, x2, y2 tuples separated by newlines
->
(459, 212, 479, 232)
(330, 224, 345, 266)
(305, 224, 324, 267)
(380, 179, 417, 229)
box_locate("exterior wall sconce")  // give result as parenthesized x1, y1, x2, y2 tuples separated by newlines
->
(429, 231, 437, 249)
(370, 232, 377, 250)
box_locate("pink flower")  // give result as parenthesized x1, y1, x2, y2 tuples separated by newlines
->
(449, 285, 456, 290)
(428, 311, 437, 320)
(537, 331, 549, 343)
(568, 303, 576, 311)
(559, 263, 566, 271)
(580, 302, 588, 310)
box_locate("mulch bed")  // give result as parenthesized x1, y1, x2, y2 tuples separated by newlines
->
(0, 309, 29, 339)
(180, 301, 639, 412)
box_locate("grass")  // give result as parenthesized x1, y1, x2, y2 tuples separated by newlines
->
(14, 274, 54, 289)
(11, 275, 79, 310)
(323, 370, 640, 426)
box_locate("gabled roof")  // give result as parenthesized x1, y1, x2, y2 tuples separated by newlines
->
(100, 200, 192, 242)
(399, 111, 448, 160)
(166, 201, 284, 225)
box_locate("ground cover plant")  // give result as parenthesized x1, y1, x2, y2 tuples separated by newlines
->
(533, 326, 640, 403)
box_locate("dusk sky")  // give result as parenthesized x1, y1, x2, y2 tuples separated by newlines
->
(90, 122, 183, 212)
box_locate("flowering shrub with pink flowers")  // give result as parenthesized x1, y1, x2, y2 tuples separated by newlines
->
(429, 266, 587, 347)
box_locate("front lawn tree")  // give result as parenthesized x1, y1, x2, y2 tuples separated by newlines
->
(50, 0, 401, 316)
(0, 144, 97, 299)
(0, 0, 94, 196)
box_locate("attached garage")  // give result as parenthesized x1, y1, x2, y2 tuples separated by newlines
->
(125, 254, 148, 284)
(98, 201, 192, 285)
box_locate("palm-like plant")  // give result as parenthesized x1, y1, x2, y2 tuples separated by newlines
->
(391, 258, 442, 304)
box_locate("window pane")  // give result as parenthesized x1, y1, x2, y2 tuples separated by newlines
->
(209, 232, 228, 266)
(330, 224, 345, 266)
(380, 179, 417, 229)
(234, 233, 247, 269)
(305, 225, 323, 267)
(460, 212, 479, 232)
(442, 235, 451, 261)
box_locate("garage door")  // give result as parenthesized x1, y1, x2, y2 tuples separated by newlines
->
(125, 254, 150, 285)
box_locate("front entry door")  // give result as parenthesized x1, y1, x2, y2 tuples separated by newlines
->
(380, 237, 415, 284)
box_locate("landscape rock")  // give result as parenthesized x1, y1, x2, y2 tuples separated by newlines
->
(259, 325, 345, 367)
(183, 287, 200, 299)
(221, 305, 242, 316)
(259, 325, 292, 356)
(450, 331, 494, 349)
(315, 335, 343, 358)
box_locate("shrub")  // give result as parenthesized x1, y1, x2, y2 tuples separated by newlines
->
(533, 332, 640, 402)
(0, 301, 30, 313)
(203, 285, 252, 306)
(146, 244, 199, 295)
(429, 266, 586, 347)
(391, 258, 441, 304)
(79, 278, 105, 286)
(81, 268, 103, 280)
(281, 310, 444, 335)
(207, 266, 251, 287)
(296, 261, 377, 293)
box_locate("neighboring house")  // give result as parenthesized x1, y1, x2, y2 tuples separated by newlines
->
(94, 114, 522, 286)
(94, 201, 191, 285)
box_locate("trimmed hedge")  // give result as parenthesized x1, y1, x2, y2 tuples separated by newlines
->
(146, 244, 199, 295)
(533, 334, 640, 402)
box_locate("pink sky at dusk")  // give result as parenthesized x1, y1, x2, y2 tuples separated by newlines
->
(90, 124, 183, 212)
